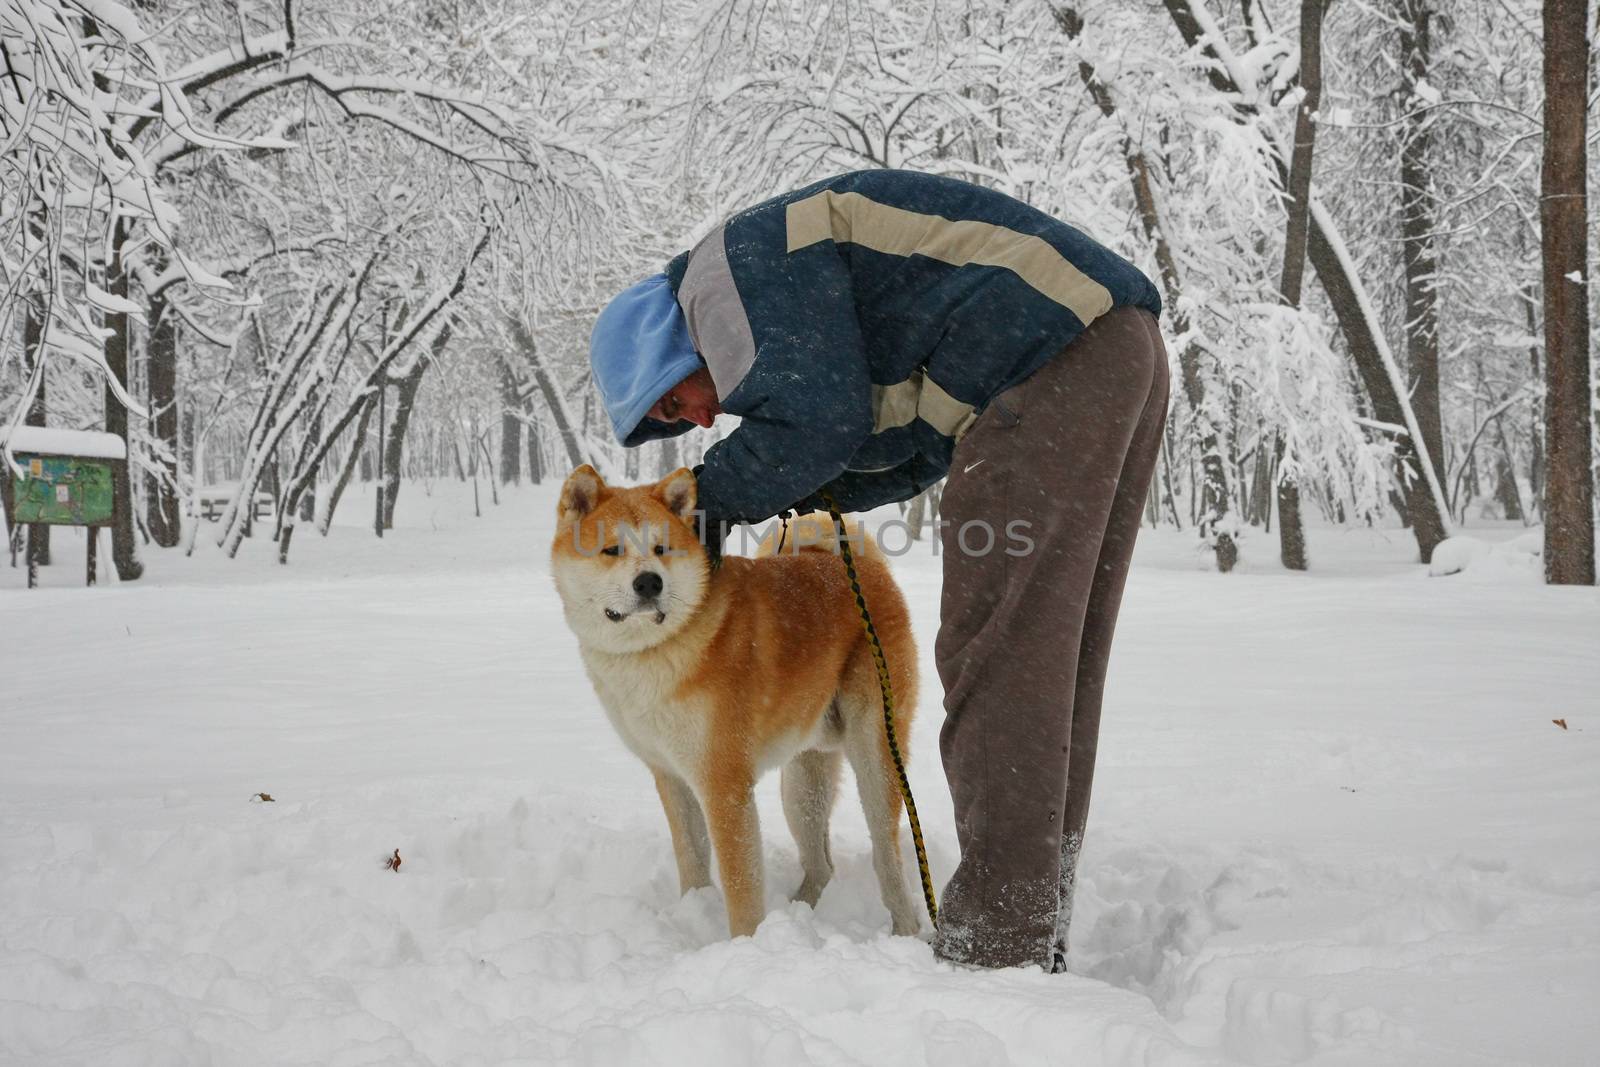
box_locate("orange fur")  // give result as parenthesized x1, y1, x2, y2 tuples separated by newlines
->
(551, 465, 920, 937)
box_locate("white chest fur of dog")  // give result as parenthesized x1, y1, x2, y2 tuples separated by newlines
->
(551, 465, 922, 939)
(581, 641, 715, 776)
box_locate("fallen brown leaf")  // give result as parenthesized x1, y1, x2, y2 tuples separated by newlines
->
(1553, 719, 1568, 731)
(252, 793, 275, 802)
(384, 848, 402, 872)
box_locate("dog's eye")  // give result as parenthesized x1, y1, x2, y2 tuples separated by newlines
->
(601, 545, 621, 557)
(652, 544, 666, 556)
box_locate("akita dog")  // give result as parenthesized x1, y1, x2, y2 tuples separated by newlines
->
(551, 465, 921, 938)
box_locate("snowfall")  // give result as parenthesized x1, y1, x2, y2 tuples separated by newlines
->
(1, 479, 1595, 1067)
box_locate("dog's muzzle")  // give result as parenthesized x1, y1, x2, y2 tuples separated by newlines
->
(605, 570, 668, 624)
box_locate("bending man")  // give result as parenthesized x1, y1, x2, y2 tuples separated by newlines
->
(587, 169, 1169, 971)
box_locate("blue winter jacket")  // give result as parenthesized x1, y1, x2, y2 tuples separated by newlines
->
(634, 169, 1162, 522)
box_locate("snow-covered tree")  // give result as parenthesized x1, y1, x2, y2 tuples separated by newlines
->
(5, 0, 1584, 577)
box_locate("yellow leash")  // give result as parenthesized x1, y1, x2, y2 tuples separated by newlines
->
(820, 492, 939, 929)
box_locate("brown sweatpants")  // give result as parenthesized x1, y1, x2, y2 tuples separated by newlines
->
(931, 306, 1170, 970)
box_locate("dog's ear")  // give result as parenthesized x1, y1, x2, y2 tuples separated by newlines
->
(559, 465, 604, 523)
(655, 467, 697, 521)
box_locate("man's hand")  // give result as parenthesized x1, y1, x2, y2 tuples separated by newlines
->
(687, 465, 726, 570)
(693, 509, 726, 570)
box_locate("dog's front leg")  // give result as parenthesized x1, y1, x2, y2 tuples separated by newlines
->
(652, 768, 711, 893)
(703, 776, 765, 937)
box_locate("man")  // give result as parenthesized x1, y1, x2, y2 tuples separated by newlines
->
(588, 169, 1169, 971)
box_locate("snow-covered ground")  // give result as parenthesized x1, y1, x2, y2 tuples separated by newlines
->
(2, 481, 1596, 1066)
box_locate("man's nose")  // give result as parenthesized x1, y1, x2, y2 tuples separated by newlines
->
(689, 406, 715, 428)
(633, 571, 663, 599)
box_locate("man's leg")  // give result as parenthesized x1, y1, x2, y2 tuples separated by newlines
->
(932, 307, 1164, 969)
(1051, 313, 1171, 971)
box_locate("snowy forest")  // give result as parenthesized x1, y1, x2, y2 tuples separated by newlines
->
(2, 0, 1594, 581)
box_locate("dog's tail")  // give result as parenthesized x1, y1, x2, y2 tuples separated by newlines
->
(754, 511, 884, 562)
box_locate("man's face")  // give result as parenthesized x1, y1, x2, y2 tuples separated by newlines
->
(646, 367, 722, 429)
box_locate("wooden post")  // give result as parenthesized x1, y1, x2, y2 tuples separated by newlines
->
(87, 527, 98, 586)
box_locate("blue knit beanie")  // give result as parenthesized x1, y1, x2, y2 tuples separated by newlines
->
(589, 273, 702, 447)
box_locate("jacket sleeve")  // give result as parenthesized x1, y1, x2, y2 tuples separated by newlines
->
(792, 461, 924, 516)
(691, 247, 875, 523)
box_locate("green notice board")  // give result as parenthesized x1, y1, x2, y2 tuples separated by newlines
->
(12, 454, 115, 526)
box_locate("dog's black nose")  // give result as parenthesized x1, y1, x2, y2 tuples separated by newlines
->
(633, 571, 663, 599)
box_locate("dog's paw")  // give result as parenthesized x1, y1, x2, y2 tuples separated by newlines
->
(791, 873, 831, 907)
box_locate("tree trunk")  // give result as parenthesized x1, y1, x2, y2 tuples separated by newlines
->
(82, 12, 138, 576)
(319, 394, 375, 535)
(656, 435, 680, 479)
(1494, 452, 1523, 521)
(381, 322, 452, 529)
(282, 313, 465, 560)
(479, 437, 499, 504)
(526, 417, 543, 485)
(1057, 5, 1235, 571)
(506, 317, 593, 471)
(1247, 439, 1273, 525)
(1522, 282, 1545, 512)
(253, 446, 281, 539)
(104, 221, 143, 580)
(1494, 419, 1527, 522)
(499, 360, 522, 485)
(1540, 0, 1596, 584)
(218, 288, 341, 554)
(1271, 0, 1324, 572)
(180, 400, 196, 493)
(22, 298, 50, 566)
(298, 413, 320, 523)
(1399, 0, 1447, 492)
(1159, 429, 1183, 528)
(382, 365, 425, 529)
(1, 467, 13, 563)
(221, 224, 478, 559)
(144, 288, 182, 546)
(1307, 222, 1450, 560)
(906, 487, 929, 540)
(1160, 0, 1451, 563)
